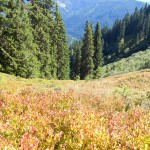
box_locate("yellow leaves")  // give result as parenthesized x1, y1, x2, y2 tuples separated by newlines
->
(145, 144, 149, 150)
(0, 72, 150, 148)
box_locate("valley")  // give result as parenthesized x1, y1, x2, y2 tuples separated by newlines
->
(0, 0, 150, 149)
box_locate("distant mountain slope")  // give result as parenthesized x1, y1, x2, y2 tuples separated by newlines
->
(56, 0, 145, 38)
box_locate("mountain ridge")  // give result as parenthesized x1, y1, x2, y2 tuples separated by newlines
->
(56, 0, 146, 38)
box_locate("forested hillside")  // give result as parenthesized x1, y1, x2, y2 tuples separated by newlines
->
(0, 1, 150, 80)
(0, 0, 69, 79)
(70, 4, 150, 79)
(57, 0, 145, 38)
(103, 4, 150, 64)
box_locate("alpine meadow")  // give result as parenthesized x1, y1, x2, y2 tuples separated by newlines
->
(0, 0, 150, 149)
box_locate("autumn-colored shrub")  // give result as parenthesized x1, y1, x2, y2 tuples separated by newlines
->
(0, 71, 150, 149)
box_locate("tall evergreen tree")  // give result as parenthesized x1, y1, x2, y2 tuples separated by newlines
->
(146, 14, 150, 41)
(28, 0, 56, 79)
(0, 0, 40, 78)
(111, 19, 121, 41)
(54, 5, 70, 79)
(124, 13, 131, 36)
(117, 20, 125, 54)
(69, 40, 82, 79)
(94, 22, 104, 71)
(81, 21, 94, 79)
(73, 41, 82, 78)
(119, 20, 125, 39)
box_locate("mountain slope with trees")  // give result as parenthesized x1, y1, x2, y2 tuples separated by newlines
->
(0, 0, 150, 80)
(57, 0, 146, 38)
(70, 21, 104, 79)
(70, 4, 150, 79)
(103, 4, 150, 64)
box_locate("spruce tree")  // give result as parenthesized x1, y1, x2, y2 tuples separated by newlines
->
(119, 20, 125, 39)
(117, 21, 125, 54)
(143, 12, 150, 40)
(73, 41, 82, 79)
(94, 22, 104, 71)
(81, 21, 94, 79)
(54, 5, 70, 79)
(146, 14, 150, 41)
(28, 0, 56, 79)
(0, 0, 40, 78)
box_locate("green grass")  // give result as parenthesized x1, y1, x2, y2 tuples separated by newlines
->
(103, 49, 150, 77)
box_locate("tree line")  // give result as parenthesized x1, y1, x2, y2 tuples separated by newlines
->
(0, 0, 69, 79)
(70, 21, 104, 80)
(70, 4, 150, 79)
(0, 1, 150, 80)
(102, 4, 150, 63)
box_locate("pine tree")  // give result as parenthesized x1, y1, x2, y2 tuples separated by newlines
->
(0, 0, 16, 73)
(69, 40, 82, 79)
(146, 14, 150, 41)
(124, 13, 131, 36)
(119, 20, 125, 39)
(144, 13, 150, 39)
(54, 5, 70, 79)
(15, 3, 40, 78)
(117, 20, 125, 54)
(73, 41, 82, 78)
(93, 22, 104, 71)
(117, 38, 125, 54)
(69, 44, 74, 79)
(0, 0, 40, 78)
(111, 19, 121, 41)
(81, 21, 94, 79)
(28, 0, 56, 79)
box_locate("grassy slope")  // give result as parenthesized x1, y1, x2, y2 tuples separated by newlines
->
(0, 70, 150, 149)
(104, 49, 150, 77)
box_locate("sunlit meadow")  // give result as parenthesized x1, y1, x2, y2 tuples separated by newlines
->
(0, 70, 150, 149)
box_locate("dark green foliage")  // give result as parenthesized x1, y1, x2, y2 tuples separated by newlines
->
(1, 0, 150, 80)
(74, 41, 82, 78)
(80, 21, 94, 80)
(28, 0, 56, 79)
(69, 40, 82, 79)
(0, 0, 40, 78)
(103, 4, 150, 65)
(54, 5, 70, 80)
(146, 14, 150, 40)
(70, 21, 105, 80)
(0, 0, 69, 79)
(93, 23, 104, 71)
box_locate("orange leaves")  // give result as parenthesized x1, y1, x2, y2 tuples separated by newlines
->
(20, 132, 39, 150)
(0, 72, 150, 149)
(0, 99, 4, 107)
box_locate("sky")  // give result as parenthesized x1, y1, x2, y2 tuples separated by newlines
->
(138, 0, 150, 3)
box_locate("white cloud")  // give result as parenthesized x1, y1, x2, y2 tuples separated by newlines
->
(57, 1, 66, 8)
